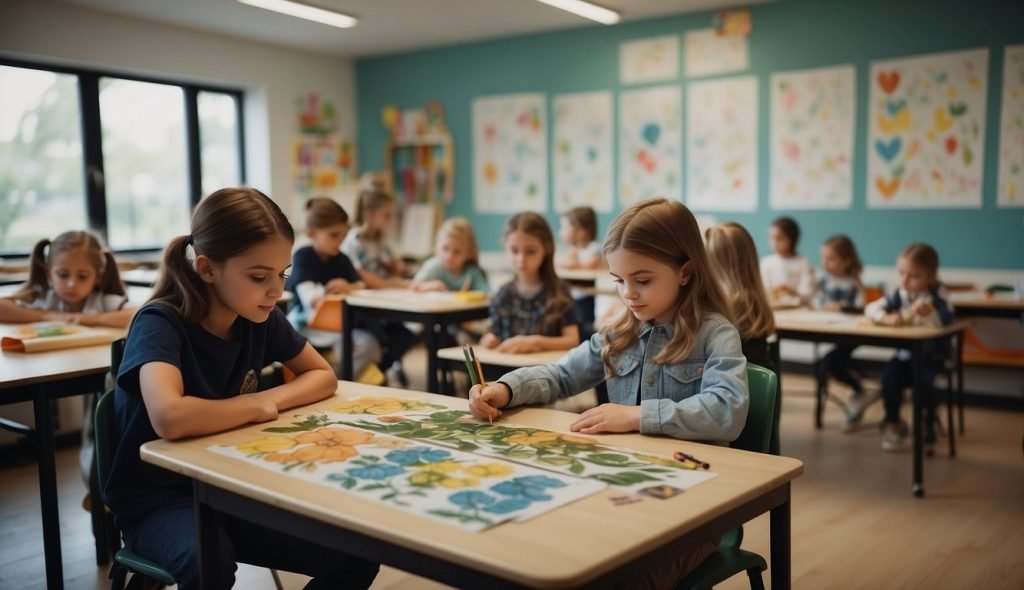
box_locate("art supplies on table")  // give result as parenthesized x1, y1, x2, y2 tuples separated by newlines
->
(1, 322, 118, 353)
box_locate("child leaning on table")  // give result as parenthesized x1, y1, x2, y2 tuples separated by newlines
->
(865, 242, 953, 453)
(104, 187, 379, 590)
(470, 198, 749, 586)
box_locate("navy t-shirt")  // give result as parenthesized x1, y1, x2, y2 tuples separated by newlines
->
(285, 245, 360, 313)
(104, 303, 306, 527)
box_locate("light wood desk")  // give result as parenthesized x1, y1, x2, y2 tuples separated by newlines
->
(774, 310, 969, 497)
(341, 289, 490, 393)
(141, 382, 803, 589)
(0, 325, 124, 589)
(949, 291, 1024, 320)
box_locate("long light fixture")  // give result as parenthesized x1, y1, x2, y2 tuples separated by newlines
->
(238, 0, 358, 29)
(536, 0, 621, 25)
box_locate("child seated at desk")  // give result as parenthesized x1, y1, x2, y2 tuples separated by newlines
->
(410, 217, 489, 293)
(865, 243, 953, 452)
(469, 198, 748, 585)
(481, 212, 580, 353)
(760, 216, 814, 307)
(286, 196, 383, 383)
(105, 187, 379, 589)
(816, 235, 869, 432)
(558, 205, 602, 341)
(0, 230, 134, 327)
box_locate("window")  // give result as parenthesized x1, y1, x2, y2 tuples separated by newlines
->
(0, 59, 245, 257)
(0, 66, 86, 253)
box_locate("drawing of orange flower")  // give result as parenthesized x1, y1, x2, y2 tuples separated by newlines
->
(331, 396, 439, 415)
(377, 416, 407, 423)
(236, 436, 296, 455)
(264, 428, 374, 464)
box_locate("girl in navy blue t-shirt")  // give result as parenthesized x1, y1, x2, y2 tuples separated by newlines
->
(105, 187, 378, 589)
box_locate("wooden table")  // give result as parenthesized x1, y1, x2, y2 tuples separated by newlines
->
(774, 310, 969, 497)
(949, 291, 1024, 320)
(0, 325, 123, 589)
(341, 289, 489, 393)
(141, 383, 803, 589)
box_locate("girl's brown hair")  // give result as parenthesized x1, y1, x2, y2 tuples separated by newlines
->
(148, 187, 294, 325)
(10, 231, 125, 303)
(900, 243, 940, 287)
(504, 212, 572, 335)
(438, 217, 485, 277)
(771, 216, 801, 253)
(600, 199, 732, 372)
(705, 222, 775, 341)
(304, 196, 349, 229)
(823, 234, 863, 281)
(563, 206, 598, 243)
(354, 190, 395, 227)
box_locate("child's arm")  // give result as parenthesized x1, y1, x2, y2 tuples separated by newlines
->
(797, 259, 816, 304)
(0, 298, 57, 323)
(480, 332, 500, 348)
(639, 321, 749, 442)
(496, 325, 580, 353)
(468, 335, 606, 420)
(355, 267, 410, 289)
(140, 343, 334, 441)
(75, 308, 135, 329)
(325, 278, 363, 295)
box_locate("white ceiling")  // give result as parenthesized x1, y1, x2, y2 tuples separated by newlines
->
(62, 0, 771, 58)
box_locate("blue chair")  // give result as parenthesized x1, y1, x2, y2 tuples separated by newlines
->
(675, 363, 779, 590)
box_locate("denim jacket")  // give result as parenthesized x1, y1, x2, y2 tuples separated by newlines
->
(498, 312, 749, 443)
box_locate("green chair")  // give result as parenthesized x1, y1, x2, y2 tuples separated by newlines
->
(675, 363, 779, 590)
(94, 339, 177, 589)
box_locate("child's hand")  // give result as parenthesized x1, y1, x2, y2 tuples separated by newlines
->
(496, 335, 540, 354)
(325, 278, 352, 294)
(879, 312, 903, 327)
(822, 302, 842, 312)
(468, 383, 509, 422)
(389, 258, 406, 277)
(570, 404, 641, 434)
(410, 280, 446, 292)
(249, 396, 279, 423)
(912, 299, 934, 316)
(480, 332, 500, 349)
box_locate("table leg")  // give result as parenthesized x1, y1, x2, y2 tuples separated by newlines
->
(341, 300, 354, 381)
(34, 386, 65, 590)
(425, 316, 440, 394)
(911, 341, 925, 498)
(955, 330, 965, 435)
(195, 482, 221, 590)
(770, 483, 791, 589)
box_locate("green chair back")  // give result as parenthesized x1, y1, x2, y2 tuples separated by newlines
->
(732, 364, 778, 455)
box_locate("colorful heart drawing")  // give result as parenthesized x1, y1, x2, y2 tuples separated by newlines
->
(948, 102, 968, 117)
(875, 138, 903, 162)
(878, 71, 901, 95)
(886, 99, 907, 116)
(642, 123, 661, 146)
(934, 107, 953, 133)
(878, 109, 910, 134)
(875, 176, 901, 199)
(781, 139, 800, 162)
(944, 136, 958, 155)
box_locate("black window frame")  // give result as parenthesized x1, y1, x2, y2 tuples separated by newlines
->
(0, 56, 246, 258)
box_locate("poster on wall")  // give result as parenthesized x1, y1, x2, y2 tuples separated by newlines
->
(770, 65, 856, 209)
(683, 28, 749, 78)
(618, 85, 682, 205)
(292, 137, 357, 195)
(619, 35, 680, 85)
(998, 45, 1024, 208)
(552, 91, 614, 213)
(867, 48, 988, 208)
(686, 76, 758, 211)
(472, 93, 548, 213)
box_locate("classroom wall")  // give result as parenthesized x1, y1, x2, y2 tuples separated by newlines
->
(356, 0, 1024, 271)
(0, 0, 357, 223)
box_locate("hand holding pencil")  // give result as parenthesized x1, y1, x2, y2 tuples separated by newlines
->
(464, 344, 508, 423)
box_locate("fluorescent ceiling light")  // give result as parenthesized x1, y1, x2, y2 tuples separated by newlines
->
(536, 0, 621, 25)
(238, 0, 357, 29)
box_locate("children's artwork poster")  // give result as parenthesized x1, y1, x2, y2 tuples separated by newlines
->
(296, 93, 336, 135)
(998, 45, 1024, 208)
(619, 35, 680, 85)
(867, 48, 988, 208)
(292, 137, 357, 194)
(552, 91, 614, 213)
(618, 85, 682, 205)
(683, 28, 749, 78)
(472, 93, 548, 213)
(770, 65, 856, 209)
(212, 424, 605, 531)
(686, 76, 758, 211)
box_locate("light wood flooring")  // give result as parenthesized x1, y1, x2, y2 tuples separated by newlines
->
(2, 345, 1022, 589)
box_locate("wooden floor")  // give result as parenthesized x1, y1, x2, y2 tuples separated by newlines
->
(2, 345, 1022, 589)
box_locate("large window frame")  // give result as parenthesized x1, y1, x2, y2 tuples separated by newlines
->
(0, 57, 246, 257)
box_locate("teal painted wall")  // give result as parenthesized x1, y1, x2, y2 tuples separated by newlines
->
(356, 0, 1024, 270)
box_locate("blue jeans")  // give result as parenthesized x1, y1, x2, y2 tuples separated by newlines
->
(125, 500, 379, 590)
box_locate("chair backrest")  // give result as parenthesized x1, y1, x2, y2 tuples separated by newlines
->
(95, 338, 126, 495)
(731, 363, 779, 455)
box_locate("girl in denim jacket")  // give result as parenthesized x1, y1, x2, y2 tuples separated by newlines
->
(469, 198, 749, 443)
